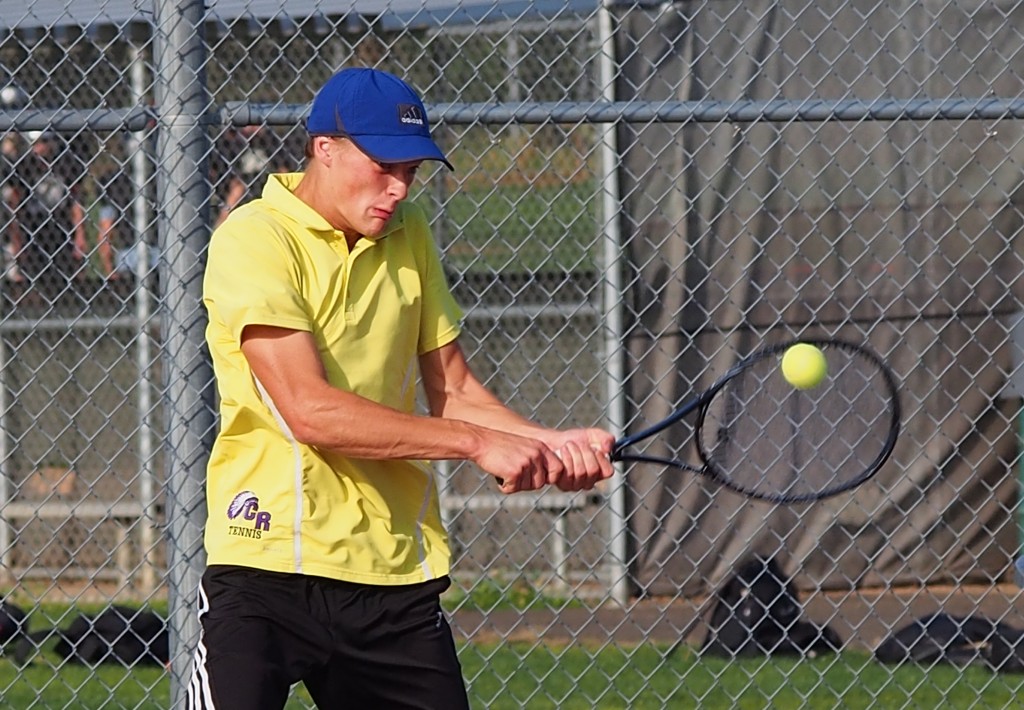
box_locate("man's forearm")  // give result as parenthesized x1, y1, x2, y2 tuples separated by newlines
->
(428, 375, 549, 441)
(281, 385, 488, 462)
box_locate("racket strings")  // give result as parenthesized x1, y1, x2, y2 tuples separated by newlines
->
(698, 346, 898, 499)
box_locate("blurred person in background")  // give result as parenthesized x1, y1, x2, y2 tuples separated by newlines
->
(94, 157, 130, 283)
(212, 124, 286, 226)
(4, 130, 88, 307)
(0, 132, 25, 286)
(91, 133, 159, 292)
(0, 85, 27, 290)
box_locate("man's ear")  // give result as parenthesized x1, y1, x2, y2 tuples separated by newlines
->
(310, 135, 338, 164)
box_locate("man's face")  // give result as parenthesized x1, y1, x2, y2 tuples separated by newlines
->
(322, 137, 421, 238)
(32, 136, 57, 159)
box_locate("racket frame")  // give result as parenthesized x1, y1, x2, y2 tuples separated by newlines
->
(610, 338, 901, 502)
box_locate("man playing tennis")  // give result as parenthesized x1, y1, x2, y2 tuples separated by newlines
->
(188, 67, 614, 710)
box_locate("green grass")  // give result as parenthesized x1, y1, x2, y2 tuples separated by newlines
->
(419, 179, 601, 273)
(2, 644, 1023, 709)
(406, 124, 603, 274)
(0, 660, 167, 709)
(443, 576, 583, 613)
(460, 643, 1024, 710)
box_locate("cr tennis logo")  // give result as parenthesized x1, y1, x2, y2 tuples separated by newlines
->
(398, 103, 425, 126)
(226, 490, 272, 539)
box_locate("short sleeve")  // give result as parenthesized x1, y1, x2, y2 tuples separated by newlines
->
(405, 206, 462, 354)
(203, 217, 312, 343)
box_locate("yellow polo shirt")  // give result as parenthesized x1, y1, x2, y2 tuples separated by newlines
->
(202, 172, 463, 585)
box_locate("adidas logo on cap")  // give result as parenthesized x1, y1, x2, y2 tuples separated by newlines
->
(398, 103, 425, 126)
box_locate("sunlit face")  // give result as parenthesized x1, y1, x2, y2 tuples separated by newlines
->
(314, 136, 421, 239)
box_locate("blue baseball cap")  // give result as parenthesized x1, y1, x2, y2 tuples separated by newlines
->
(306, 68, 453, 170)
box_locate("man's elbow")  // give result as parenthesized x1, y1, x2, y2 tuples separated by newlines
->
(277, 408, 324, 447)
(268, 399, 319, 442)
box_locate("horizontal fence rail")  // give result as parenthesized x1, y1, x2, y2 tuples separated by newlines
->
(224, 97, 1024, 126)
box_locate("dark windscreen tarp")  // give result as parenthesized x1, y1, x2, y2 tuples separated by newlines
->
(616, 0, 1024, 597)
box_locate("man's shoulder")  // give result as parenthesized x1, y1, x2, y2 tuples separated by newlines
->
(210, 200, 323, 270)
(385, 200, 433, 242)
(219, 199, 292, 235)
(395, 199, 428, 222)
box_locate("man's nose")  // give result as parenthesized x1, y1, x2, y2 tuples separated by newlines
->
(389, 176, 410, 201)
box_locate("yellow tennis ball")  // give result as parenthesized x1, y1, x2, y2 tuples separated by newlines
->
(781, 343, 827, 390)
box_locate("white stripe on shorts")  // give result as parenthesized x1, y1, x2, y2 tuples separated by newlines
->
(186, 579, 215, 710)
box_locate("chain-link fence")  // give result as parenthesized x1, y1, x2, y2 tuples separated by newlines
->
(1, 0, 1024, 707)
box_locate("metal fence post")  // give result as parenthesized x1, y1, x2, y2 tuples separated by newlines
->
(153, 0, 215, 703)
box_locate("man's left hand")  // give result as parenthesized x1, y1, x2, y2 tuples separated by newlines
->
(543, 428, 615, 492)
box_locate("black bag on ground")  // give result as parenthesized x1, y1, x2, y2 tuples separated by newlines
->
(0, 600, 27, 650)
(14, 605, 169, 667)
(701, 555, 842, 658)
(875, 612, 1024, 672)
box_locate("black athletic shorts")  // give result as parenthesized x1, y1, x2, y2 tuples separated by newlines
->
(186, 565, 469, 710)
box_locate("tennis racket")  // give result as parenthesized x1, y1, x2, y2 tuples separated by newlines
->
(611, 338, 900, 503)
